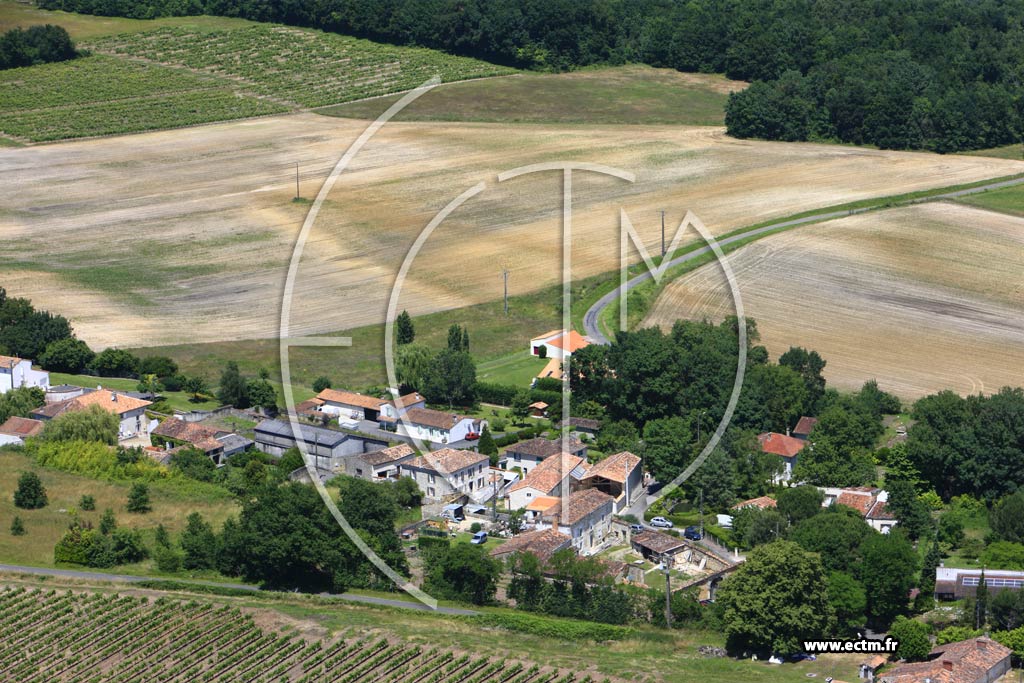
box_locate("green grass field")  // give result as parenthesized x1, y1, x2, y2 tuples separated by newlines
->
(477, 352, 549, 388)
(322, 64, 742, 126)
(0, 1, 252, 39)
(0, 449, 238, 570)
(963, 143, 1024, 160)
(131, 282, 568, 394)
(954, 183, 1024, 217)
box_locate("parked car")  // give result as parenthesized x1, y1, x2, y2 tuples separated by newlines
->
(790, 653, 817, 662)
(683, 526, 703, 541)
(629, 523, 644, 533)
(470, 531, 488, 545)
(650, 516, 673, 528)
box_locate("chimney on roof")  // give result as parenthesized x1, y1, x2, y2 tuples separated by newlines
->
(111, 392, 117, 402)
(786, 427, 790, 437)
(942, 660, 953, 672)
(978, 639, 987, 649)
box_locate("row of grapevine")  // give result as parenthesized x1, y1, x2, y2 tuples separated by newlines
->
(0, 588, 614, 683)
(88, 25, 516, 109)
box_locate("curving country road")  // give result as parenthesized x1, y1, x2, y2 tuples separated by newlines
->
(583, 174, 1024, 345)
(0, 563, 479, 615)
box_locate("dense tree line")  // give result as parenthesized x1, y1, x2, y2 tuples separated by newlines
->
(906, 388, 1024, 501)
(0, 24, 77, 70)
(37, 0, 1024, 152)
(570, 319, 893, 497)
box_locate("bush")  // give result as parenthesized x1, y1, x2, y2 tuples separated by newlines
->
(28, 439, 168, 482)
(91, 348, 140, 378)
(467, 612, 635, 641)
(153, 545, 183, 573)
(127, 483, 151, 513)
(78, 494, 96, 511)
(10, 516, 25, 536)
(14, 472, 47, 509)
(312, 376, 332, 393)
(470, 522, 482, 533)
(475, 382, 518, 406)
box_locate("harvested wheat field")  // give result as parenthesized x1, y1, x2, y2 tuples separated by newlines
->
(2, 112, 1023, 349)
(644, 202, 1024, 398)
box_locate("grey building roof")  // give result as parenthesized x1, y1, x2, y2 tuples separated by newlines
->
(255, 419, 348, 448)
(217, 433, 254, 453)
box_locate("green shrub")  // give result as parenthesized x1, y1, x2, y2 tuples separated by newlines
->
(14, 471, 47, 509)
(10, 516, 25, 536)
(475, 382, 517, 406)
(153, 545, 183, 573)
(78, 494, 96, 511)
(468, 612, 635, 641)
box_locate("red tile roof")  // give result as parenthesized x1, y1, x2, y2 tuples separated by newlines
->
(582, 451, 640, 484)
(509, 453, 587, 494)
(544, 488, 614, 526)
(531, 330, 590, 353)
(835, 488, 878, 517)
(793, 416, 818, 435)
(490, 528, 572, 564)
(757, 432, 806, 458)
(38, 391, 151, 419)
(632, 530, 688, 555)
(317, 389, 387, 411)
(0, 416, 43, 438)
(361, 444, 415, 467)
(866, 499, 896, 521)
(731, 495, 777, 510)
(403, 407, 470, 431)
(883, 637, 1010, 683)
(404, 448, 487, 474)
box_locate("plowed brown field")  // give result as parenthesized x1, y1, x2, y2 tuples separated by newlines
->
(2, 112, 1021, 349)
(644, 202, 1024, 398)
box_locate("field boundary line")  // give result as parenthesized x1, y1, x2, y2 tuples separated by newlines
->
(582, 172, 1024, 343)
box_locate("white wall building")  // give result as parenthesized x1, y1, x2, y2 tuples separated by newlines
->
(0, 356, 49, 394)
(399, 448, 490, 502)
(398, 407, 484, 446)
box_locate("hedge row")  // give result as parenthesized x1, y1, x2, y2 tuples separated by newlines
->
(467, 612, 635, 642)
(475, 382, 562, 408)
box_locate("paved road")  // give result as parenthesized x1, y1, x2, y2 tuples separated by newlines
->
(582, 174, 1024, 344)
(0, 563, 479, 616)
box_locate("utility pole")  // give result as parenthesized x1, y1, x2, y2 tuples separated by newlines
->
(699, 488, 704, 539)
(295, 162, 300, 200)
(660, 210, 666, 258)
(492, 474, 498, 522)
(502, 269, 509, 315)
(663, 557, 673, 629)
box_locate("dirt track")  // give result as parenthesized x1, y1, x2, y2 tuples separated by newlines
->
(644, 202, 1024, 398)
(2, 112, 1022, 348)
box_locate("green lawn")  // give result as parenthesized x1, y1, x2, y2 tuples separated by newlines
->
(0, 1, 254, 40)
(954, 183, 1024, 217)
(962, 143, 1024, 161)
(477, 351, 549, 388)
(322, 64, 743, 126)
(48, 372, 220, 412)
(131, 286, 565, 394)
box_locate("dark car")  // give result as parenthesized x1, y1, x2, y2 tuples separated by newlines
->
(629, 523, 644, 533)
(683, 526, 703, 541)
